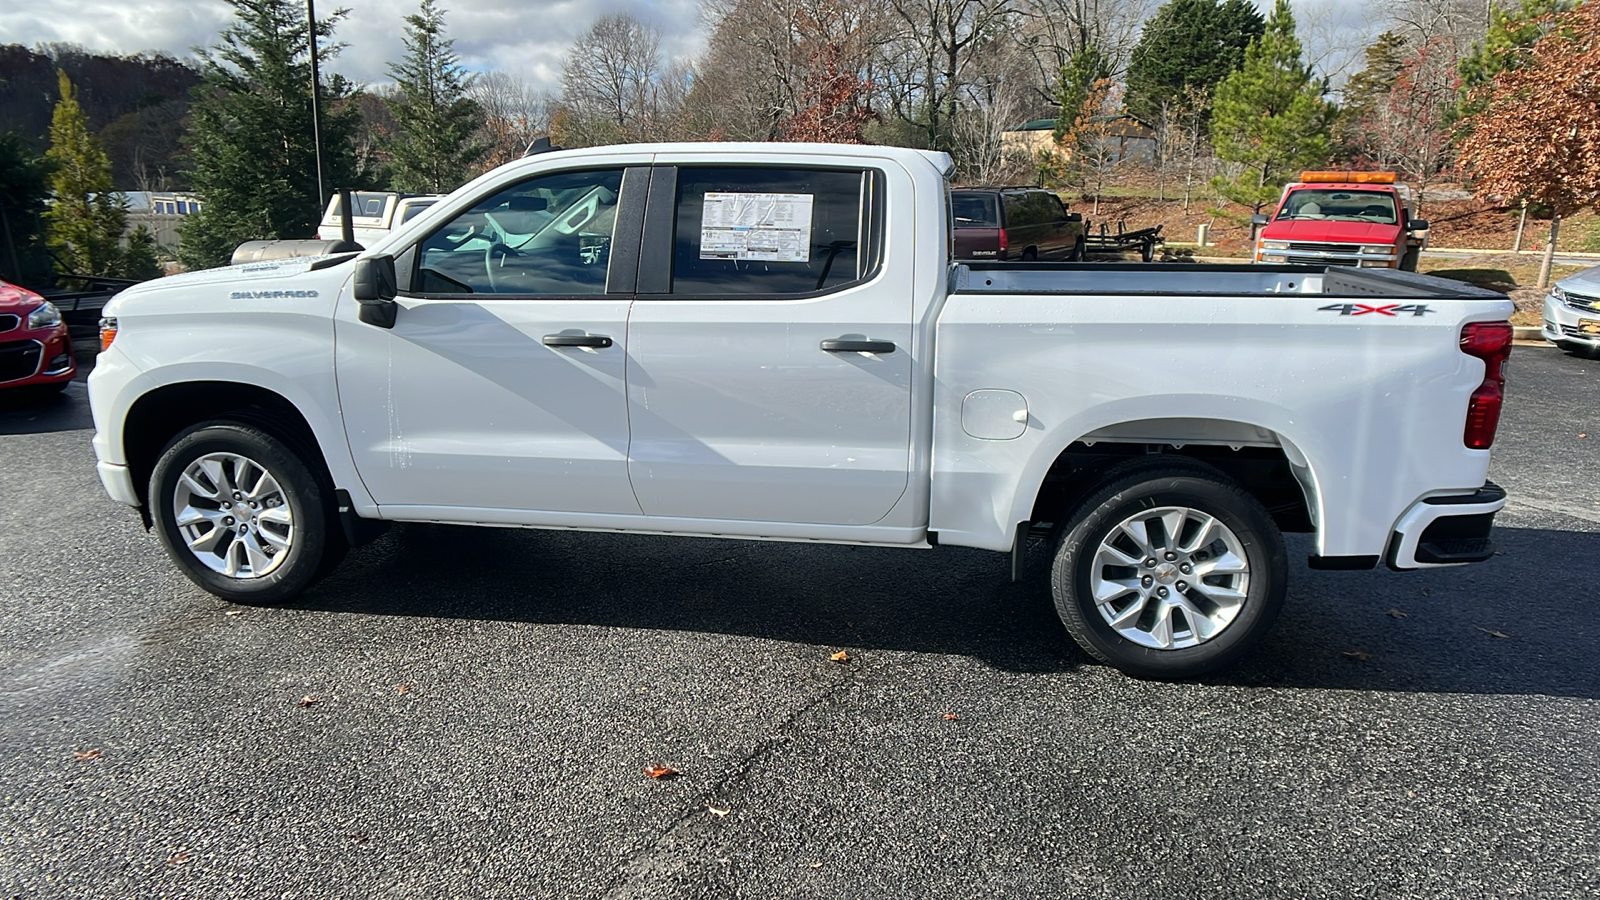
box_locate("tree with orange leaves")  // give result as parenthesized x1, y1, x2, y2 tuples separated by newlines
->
(1456, 1, 1600, 288)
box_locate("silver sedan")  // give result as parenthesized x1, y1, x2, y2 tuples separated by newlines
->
(1543, 265, 1600, 356)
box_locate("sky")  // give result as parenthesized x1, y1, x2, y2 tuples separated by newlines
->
(0, 0, 707, 91)
(0, 0, 1373, 92)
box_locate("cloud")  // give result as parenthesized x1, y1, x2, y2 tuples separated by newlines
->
(0, 0, 706, 91)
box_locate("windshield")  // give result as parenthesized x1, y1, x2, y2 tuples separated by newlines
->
(1275, 189, 1398, 225)
(951, 192, 1000, 228)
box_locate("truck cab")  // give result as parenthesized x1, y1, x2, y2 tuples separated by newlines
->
(1252, 172, 1428, 271)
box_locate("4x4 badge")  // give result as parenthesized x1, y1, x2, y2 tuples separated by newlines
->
(1318, 303, 1434, 317)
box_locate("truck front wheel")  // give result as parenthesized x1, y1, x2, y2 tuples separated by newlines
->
(1050, 461, 1286, 679)
(150, 422, 340, 604)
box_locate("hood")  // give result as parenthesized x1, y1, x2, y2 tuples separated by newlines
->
(1556, 264, 1600, 298)
(110, 254, 352, 302)
(1261, 219, 1402, 243)
(0, 279, 48, 313)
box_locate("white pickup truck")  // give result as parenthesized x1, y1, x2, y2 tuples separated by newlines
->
(88, 143, 1513, 678)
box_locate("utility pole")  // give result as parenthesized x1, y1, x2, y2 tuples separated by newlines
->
(307, 0, 327, 219)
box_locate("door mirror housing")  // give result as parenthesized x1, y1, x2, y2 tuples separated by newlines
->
(353, 255, 398, 328)
(1251, 213, 1270, 227)
(1407, 219, 1429, 232)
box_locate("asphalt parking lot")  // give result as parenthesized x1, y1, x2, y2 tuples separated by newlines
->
(1, 343, 1596, 899)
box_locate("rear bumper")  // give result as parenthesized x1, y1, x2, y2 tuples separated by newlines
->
(1387, 481, 1505, 570)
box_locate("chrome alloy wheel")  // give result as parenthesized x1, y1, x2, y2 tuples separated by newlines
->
(1089, 506, 1250, 650)
(171, 452, 294, 579)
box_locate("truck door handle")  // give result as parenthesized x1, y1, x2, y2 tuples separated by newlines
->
(542, 333, 613, 348)
(821, 338, 896, 354)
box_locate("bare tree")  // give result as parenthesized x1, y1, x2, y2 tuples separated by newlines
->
(559, 13, 666, 145)
(1012, 0, 1156, 102)
(878, 0, 1017, 153)
(1298, 0, 1379, 90)
(690, 0, 888, 141)
(470, 70, 554, 171)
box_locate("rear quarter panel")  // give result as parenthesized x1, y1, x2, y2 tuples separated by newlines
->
(930, 290, 1514, 555)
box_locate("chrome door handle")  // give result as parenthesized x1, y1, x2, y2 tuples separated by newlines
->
(543, 333, 613, 348)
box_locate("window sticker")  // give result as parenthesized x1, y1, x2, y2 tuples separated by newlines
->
(700, 192, 814, 262)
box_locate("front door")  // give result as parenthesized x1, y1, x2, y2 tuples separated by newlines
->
(624, 163, 915, 526)
(337, 162, 647, 516)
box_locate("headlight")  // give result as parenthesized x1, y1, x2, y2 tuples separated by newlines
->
(1551, 286, 1568, 304)
(1259, 241, 1290, 250)
(1360, 245, 1395, 255)
(99, 316, 118, 350)
(27, 301, 61, 330)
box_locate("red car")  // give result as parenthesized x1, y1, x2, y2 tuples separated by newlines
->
(0, 279, 76, 394)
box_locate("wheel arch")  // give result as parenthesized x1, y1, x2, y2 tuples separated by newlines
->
(1017, 414, 1322, 543)
(122, 379, 356, 513)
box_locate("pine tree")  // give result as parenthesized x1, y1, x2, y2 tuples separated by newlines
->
(1052, 47, 1111, 146)
(1209, 0, 1336, 215)
(44, 70, 129, 278)
(179, 0, 365, 269)
(384, 0, 485, 192)
(0, 131, 57, 285)
(1124, 0, 1264, 125)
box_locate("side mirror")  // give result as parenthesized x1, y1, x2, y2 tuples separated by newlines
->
(1407, 220, 1429, 231)
(1251, 213, 1270, 227)
(353, 255, 398, 328)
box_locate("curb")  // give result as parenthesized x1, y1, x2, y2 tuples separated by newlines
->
(1426, 247, 1600, 260)
(1513, 326, 1547, 343)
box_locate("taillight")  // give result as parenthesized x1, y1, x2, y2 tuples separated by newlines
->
(99, 316, 118, 351)
(1460, 321, 1512, 449)
(997, 229, 1008, 256)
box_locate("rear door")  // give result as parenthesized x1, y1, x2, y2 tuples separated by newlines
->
(624, 160, 915, 526)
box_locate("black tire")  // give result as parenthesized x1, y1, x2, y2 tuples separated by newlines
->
(1049, 460, 1287, 679)
(150, 422, 342, 604)
(1399, 248, 1420, 272)
(1068, 237, 1086, 262)
(1141, 240, 1157, 263)
(1021, 247, 1037, 262)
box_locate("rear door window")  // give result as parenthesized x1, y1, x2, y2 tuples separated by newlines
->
(670, 167, 879, 296)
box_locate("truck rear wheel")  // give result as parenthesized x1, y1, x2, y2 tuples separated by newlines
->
(150, 422, 341, 604)
(1049, 461, 1286, 679)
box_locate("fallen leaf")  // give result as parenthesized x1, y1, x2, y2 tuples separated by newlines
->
(296, 695, 320, 708)
(829, 650, 850, 663)
(706, 803, 730, 817)
(1342, 650, 1372, 661)
(809, 862, 823, 869)
(1386, 608, 1408, 619)
(943, 713, 959, 721)
(1580, 433, 1588, 439)
(644, 765, 679, 780)
(73, 748, 103, 761)
(348, 832, 368, 843)
(167, 850, 190, 866)
(224, 609, 244, 617)
(1476, 627, 1510, 639)
(396, 684, 411, 695)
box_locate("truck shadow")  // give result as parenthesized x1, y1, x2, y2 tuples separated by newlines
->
(294, 522, 1600, 699)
